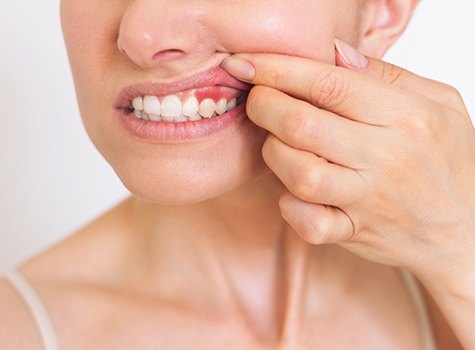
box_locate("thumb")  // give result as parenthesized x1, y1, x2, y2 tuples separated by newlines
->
(334, 38, 460, 107)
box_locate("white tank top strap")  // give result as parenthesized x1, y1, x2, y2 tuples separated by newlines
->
(4, 269, 60, 350)
(397, 267, 437, 350)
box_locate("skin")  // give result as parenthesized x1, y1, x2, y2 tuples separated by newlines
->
(220, 50, 475, 347)
(0, 0, 472, 348)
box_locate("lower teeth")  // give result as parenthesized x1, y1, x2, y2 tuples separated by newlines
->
(136, 111, 221, 122)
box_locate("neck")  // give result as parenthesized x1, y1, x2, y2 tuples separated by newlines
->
(120, 173, 350, 342)
(130, 172, 297, 262)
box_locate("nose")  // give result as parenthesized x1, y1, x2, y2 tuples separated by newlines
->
(117, 0, 206, 69)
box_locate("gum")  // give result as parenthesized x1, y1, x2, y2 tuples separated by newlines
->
(140, 86, 243, 104)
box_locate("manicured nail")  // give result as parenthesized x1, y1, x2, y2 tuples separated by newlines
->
(220, 56, 256, 81)
(334, 38, 368, 69)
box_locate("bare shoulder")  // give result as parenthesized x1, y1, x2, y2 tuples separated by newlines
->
(0, 198, 133, 349)
(0, 277, 43, 350)
(20, 196, 134, 284)
(419, 281, 464, 350)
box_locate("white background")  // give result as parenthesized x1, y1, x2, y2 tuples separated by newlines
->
(1, 1, 474, 273)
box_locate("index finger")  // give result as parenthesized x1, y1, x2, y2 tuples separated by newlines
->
(334, 40, 465, 111)
(220, 53, 432, 126)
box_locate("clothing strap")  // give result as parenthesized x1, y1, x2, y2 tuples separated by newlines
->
(398, 267, 437, 350)
(4, 269, 60, 350)
(3, 267, 435, 350)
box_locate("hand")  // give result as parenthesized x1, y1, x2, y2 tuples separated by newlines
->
(220, 39, 475, 287)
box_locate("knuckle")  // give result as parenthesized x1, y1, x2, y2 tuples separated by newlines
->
(307, 116, 326, 140)
(401, 116, 431, 138)
(308, 68, 348, 108)
(380, 63, 405, 85)
(397, 100, 440, 139)
(292, 165, 326, 201)
(303, 216, 332, 244)
(281, 111, 309, 144)
(265, 65, 291, 89)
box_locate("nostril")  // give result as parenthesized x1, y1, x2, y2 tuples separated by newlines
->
(152, 49, 184, 61)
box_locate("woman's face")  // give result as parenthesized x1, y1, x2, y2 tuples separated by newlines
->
(60, 0, 368, 204)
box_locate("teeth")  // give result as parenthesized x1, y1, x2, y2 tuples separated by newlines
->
(143, 96, 161, 115)
(216, 98, 227, 115)
(226, 98, 237, 111)
(161, 95, 182, 118)
(182, 96, 199, 117)
(149, 114, 162, 122)
(129, 94, 245, 122)
(132, 97, 143, 111)
(161, 115, 176, 122)
(199, 98, 216, 119)
(189, 113, 202, 121)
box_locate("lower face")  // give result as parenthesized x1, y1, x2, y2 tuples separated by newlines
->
(60, 0, 363, 205)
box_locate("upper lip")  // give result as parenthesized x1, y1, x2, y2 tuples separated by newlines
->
(115, 65, 253, 109)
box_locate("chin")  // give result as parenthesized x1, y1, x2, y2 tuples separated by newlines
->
(117, 166, 270, 206)
(88, 97, 271, 205)
(110, 147, 270, 206)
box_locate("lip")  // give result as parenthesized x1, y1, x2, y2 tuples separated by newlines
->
(115, 66, 253, 109)
(118, 102, 249, 143)
(114, 64, 256, 144)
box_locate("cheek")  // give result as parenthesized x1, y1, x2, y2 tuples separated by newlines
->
(213, 1, 341, 64)
(61, 0, 121, 116)
(61, 0, 125, 156)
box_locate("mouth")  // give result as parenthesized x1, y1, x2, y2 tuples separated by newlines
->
(125, 86, 248, 122)
(116, 66, 251, 123)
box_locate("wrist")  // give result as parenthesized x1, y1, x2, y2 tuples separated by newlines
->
(412, 258, 475, 300)
(419, 210, 475, 296)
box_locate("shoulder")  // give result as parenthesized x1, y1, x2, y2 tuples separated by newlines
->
(0, 276, 43, 350)
(0, 198, 133, 349)
(419, 281, 464, 350)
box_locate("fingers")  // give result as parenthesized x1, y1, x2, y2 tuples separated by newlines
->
(247, 85, 376, 168)
(334, 40, 465, 111)
(262, 134, 365, 207)
(221, 52, 432, 126)
(279, 190, 355, 244)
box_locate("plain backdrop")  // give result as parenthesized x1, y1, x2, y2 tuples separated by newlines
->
(1, 1, 474, 274)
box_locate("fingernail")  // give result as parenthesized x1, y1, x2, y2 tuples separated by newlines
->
(334, 38, 368, 69)
(220, 56, 256, 81)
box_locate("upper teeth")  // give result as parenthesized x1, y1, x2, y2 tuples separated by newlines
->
(131, 94, 241, 122)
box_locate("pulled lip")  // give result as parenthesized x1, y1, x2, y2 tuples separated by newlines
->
(115, 65, 253, 110)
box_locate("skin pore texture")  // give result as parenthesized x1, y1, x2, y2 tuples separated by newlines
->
(0, 0, 464, 349)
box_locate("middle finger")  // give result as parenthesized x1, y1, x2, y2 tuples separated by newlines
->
(247, 85, 377, 169)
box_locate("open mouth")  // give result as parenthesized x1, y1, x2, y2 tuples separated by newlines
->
(123, 85, 249, 123)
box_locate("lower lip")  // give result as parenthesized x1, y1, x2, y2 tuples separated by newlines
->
(117, 103, 248, 143)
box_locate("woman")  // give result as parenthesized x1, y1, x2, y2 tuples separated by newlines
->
(1, 0, 474, 348)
